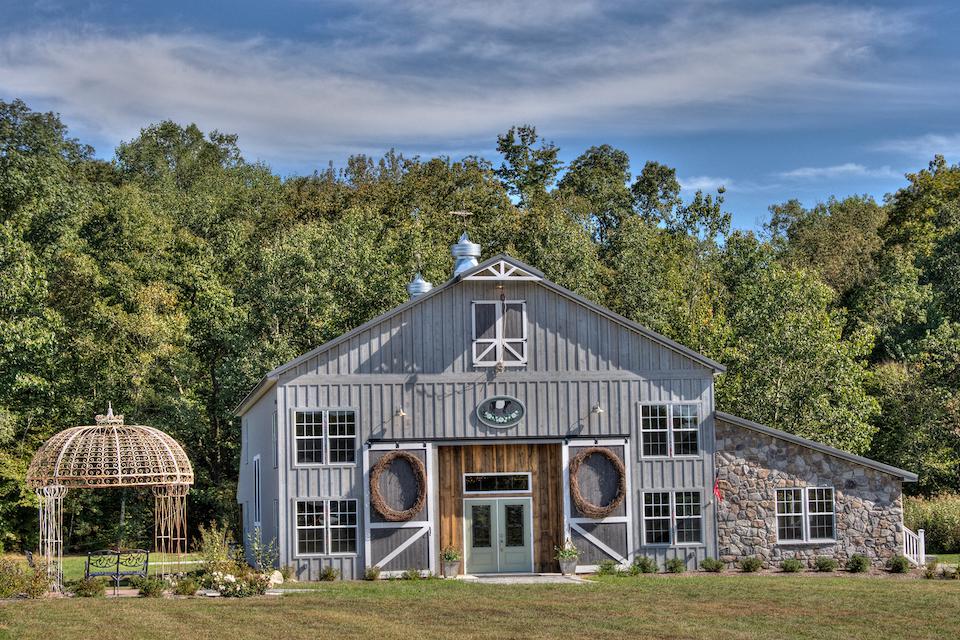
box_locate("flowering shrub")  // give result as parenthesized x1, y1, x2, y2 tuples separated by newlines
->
(203, 571, 270, 597)
(0, 558, 51, 598)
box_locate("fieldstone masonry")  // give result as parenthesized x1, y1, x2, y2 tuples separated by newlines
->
(715, 418, 904, 568)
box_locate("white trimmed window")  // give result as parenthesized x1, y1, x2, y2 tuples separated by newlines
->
(643, 491, 704, 545)
(675, 491, 703, 543)
(775, 487, 835, 542)
(640, 404, 701, 457)
(293, 410, 357, 465)
(296, 500, 326, 554)
(328, 500, 359, 554)
(472, 300, 527, 367)
(252, 455, 262, 528)
(643, 491, 671, 544)
(295, 499, 359, 556)
(271, 411, 278, 469)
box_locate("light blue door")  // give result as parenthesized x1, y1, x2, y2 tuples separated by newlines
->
(464, 498, 533, 574)
(465, 500, 498, 573)
(498, 499, 533, 573)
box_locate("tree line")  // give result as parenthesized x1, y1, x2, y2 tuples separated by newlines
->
(1, 99, 958, 551)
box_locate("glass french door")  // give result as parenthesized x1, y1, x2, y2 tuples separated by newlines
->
(464, 498, 533, 574)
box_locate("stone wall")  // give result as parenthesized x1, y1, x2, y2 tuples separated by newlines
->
(715, 418, 903, 568)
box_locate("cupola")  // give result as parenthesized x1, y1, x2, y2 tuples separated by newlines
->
(450, 232, 481, 277)
(406, 272, 433, 299)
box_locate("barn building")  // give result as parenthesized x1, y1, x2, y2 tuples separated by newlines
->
(236, 234, 923, 578)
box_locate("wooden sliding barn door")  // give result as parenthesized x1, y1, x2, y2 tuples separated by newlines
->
(438, 443, 562, 573)
(363, 443, 436, 577)
(563, 439, 634, 572)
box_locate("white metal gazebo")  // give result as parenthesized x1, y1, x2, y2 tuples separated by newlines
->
(25, 405, 194, 591)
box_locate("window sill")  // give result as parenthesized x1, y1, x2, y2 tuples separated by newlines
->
(292, 462, 357, 469)
(775, 540, 837, 547)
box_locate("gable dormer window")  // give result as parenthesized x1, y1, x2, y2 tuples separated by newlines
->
(472, 300, 527, 367)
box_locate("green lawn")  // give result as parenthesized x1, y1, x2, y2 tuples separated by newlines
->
(933, 552, 959, 565)
(1, 575, 958, 640)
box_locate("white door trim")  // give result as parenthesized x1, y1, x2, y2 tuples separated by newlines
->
(363, 443, 435, 576)
(562, 438, 634, 571)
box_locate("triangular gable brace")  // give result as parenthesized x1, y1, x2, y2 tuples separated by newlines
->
(462, 259, 542, 281)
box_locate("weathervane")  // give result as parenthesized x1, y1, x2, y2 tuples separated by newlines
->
(449, 210, 473, 231)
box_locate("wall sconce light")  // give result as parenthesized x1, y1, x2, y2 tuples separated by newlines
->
(591, 405, 604, 416)
(394, 407, 407, 418)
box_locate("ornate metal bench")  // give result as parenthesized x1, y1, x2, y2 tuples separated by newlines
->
(85, 549, 150, 592)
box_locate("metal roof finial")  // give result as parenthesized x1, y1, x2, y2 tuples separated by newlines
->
(449, 211, 481, 277)
(407, 272, 433, 299)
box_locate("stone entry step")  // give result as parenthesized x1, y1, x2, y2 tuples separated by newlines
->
(462, 573, 587, 584)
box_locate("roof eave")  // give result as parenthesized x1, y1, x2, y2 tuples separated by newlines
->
(716, 411, 918, 482)
(233, 375, 277, 417)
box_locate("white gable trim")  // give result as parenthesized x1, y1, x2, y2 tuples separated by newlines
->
(462, 259, 542, 282)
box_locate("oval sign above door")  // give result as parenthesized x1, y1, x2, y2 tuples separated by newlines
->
(476, 395, 525, 429)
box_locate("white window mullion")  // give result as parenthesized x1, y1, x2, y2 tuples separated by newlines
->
(325, 499, 331, 555)
(667, 405, 674, 457)
(670, 491, 677, 544)
(323, 411, 330, 468)
(802, 488, 809, 542)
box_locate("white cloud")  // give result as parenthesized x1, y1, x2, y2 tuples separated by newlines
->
(777, 163, 900, 180)
(0, 3, 915, 166)
(875, 133, 960, 161)
(680, 176, 731, 192)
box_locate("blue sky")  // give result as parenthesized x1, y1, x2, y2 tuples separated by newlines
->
(1, 1, 958, 229)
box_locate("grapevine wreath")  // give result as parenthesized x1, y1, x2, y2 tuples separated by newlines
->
(369, 450, 427, 521)
(569, 446, 626, 519)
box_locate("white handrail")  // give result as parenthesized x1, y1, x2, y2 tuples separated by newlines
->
(903, 526, 926, 565)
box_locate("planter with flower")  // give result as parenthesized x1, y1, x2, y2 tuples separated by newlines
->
(441, 546, 462, 578)
(555, 538, 579, 576)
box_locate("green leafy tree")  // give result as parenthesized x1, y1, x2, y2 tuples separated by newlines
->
(557, 144, 632, 243)
(719, 260, 879, 453)
(767, 196, 886, 299)
(495, 125, 562, 207)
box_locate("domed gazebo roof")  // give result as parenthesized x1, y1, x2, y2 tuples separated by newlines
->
(26, 406, 194, 489)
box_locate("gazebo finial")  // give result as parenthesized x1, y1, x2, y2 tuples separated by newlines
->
(95, 402, 124, 425)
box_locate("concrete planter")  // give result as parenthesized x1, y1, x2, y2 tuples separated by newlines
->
(559, 558, 578, 576)
(443, 560, 461, 578)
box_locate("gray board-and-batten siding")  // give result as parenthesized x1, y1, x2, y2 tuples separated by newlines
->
(238, 256, 720, 579)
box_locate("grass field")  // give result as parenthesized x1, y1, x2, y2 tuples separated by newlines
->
(1, 575, 957, 640)
(933, 552, 959, 565)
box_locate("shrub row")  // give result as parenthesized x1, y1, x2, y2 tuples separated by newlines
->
(598, 553, 888, 575)
(904, 494, 960, 554)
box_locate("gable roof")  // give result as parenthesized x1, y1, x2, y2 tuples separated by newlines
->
(234, 254, 725, 415)
(716, 411, 918, 482)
